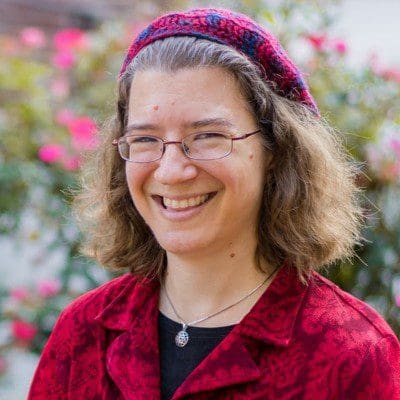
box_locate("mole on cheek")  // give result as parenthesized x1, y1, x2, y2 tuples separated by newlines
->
(152, 105, 159, 111)
(249, 153, 254, 159)
(230, 253, 235, 258)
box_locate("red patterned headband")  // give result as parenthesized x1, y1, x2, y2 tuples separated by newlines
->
(120, 8, 318, 115)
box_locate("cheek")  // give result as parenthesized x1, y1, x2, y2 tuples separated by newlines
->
(125, 164, 150, 200)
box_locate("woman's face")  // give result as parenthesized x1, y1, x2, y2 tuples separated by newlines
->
(126, 67, 271, 256)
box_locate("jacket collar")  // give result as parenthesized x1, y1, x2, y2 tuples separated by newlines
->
(237, 264, 309, 347)
(95, 276, 161, 399)
(95, 275, 159, 331)
(95, 263, 308, 345)
(94, 264, 309, 400)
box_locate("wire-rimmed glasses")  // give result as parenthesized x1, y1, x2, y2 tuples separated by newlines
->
(112, 129, 261, 163)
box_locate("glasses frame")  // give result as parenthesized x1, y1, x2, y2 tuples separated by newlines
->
(112, 129, 261, 163)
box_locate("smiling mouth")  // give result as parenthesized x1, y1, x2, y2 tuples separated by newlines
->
(152, 192, 218, 210)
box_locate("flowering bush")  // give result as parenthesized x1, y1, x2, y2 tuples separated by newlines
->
(300, 20, 400, 332)
(0, 0, 399, 390)
(0, 22, 128, 385)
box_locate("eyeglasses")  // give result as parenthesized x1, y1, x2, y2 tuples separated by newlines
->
(112, 129, 261, 163)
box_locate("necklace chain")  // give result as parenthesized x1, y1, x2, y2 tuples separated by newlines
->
(162, 266, 280, 347)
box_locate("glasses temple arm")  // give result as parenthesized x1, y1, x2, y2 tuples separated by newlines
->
(231, 129, 261, 141)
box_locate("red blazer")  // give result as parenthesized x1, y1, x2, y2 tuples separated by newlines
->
(28, 266, 400, 399)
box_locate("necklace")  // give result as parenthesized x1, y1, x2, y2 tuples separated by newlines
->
(162, 266, 280, 347)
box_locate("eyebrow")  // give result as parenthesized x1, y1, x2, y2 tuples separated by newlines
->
(125, 118, 235, 133)
(186, 118, 235, 129)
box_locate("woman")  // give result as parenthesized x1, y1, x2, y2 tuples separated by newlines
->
(28, 8, 400, 400)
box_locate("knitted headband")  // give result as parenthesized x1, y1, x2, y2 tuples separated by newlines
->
(120, 8, 318, 115)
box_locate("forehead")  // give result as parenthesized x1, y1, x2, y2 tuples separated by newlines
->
(127, 67, 254, 128)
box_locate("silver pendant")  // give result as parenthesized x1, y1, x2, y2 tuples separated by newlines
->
(175, 324, 189, 347)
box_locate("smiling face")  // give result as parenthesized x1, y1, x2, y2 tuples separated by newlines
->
(125, 67, 271, 256)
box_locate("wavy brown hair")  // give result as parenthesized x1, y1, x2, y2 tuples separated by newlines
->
(73, 36, 363, 282)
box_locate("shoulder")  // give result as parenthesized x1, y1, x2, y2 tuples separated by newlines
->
(28, 273, 143, 398)
(302, 272, 398, 345)
(55, 273, 138, 328)
(298, 273, 400, 398)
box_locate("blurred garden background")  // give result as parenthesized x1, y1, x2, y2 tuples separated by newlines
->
(0, 0, 399, 397)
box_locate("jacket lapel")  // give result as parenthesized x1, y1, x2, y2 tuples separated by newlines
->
(94, 264, 309, 399)
(172, 332, 261, 399)
(95, 276, 161, 400)
(172, 264, 309, 399)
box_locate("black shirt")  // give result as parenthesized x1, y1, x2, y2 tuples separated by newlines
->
(158, 311, 236, 400)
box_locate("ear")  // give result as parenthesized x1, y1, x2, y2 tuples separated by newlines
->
(263, 149, 275, 170)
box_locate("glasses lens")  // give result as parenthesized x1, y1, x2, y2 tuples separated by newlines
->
(120, 135, 163, 162)
(184, 132, 232, 160)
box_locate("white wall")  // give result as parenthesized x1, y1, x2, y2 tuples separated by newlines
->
(334, 0, 400, 67)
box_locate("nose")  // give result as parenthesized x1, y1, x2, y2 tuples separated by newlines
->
(153, 142, 198, 185)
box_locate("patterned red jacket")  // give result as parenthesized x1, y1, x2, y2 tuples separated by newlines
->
(28, 266, 400, 399)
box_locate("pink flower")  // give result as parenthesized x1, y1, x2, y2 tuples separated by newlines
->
(331, 39, 347, 55)
(37, 279, 61, 298)
(68, 116, 99, 151)
(10, 287, 29, 301)
(52, 51, 75, 70)
(62, 155, 81, 171)
(56, 108, 75, 126)
(20, 27, 46, 48)
(38, 144, 66, 163)
(12, 320, 37, 342)
(53, 28, 87, 51)
(306, 34, 326, 51)
(50, 77, 70, 97)
(396, 294, 400, 307)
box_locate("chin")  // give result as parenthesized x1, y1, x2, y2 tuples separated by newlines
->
(155, 232, 213, 255)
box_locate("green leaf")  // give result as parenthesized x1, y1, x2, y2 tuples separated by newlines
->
(261, 10, 276, 25)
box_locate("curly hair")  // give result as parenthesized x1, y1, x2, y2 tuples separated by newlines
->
(72, 36, 363, 283)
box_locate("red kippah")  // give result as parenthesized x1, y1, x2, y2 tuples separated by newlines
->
(120, 8, 318, 115)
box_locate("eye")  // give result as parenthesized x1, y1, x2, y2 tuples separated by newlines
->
(127, 135, 159, 144)
(193, 132, 227, 140)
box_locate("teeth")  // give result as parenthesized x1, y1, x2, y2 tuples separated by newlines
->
(163, 194, 210, 209)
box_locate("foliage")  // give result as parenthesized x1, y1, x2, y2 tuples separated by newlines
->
(0, 22, 132, 379)
(0, 0, 399, 383)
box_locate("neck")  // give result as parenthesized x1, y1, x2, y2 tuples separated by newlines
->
(159, 237, 276, 327)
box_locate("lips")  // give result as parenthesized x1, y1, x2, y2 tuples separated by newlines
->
(152, 192, 217, 211)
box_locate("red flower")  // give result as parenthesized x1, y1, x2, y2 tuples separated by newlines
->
(53, 28, 87, 51)
(52, 51, 75, 70)
(331, 39, 347, 55)
(38, 144, 66, 164)
(20, 27, 46, 48)
(12, 319, 37, 342)
(306, 34, 326, 51)
(10, 287, 29, 301)
(68, 116, 99, 151)
(37, 279, 61, 298)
